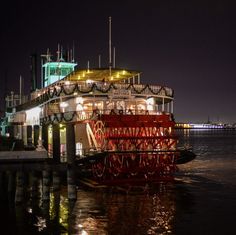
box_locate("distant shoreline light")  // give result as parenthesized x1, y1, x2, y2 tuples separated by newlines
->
(175, 123, 232, 129)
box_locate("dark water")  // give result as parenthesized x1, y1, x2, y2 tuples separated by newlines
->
(0, 129, 236, 235)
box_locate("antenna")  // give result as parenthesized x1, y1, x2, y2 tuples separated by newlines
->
(109, 16, 112, 76)
(19, 75, 22, 104)
(60, 46, 64, 61)
(98, 54, 101, 68)
(67, 46, 70, 62)
(57, 44, 60, 61)
(87, 60, 90, 71)
(46, 48, 51, 62)
(30, 53, 38, 91)
(113, 47, 116, 68)
(72, 41, 75, 62)
(70, 49, 73, 62)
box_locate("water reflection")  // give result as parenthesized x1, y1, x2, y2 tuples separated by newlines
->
(177, 129, 236, 157)
(70, 184, 178, 235)
(0, 169, 191, 235)
(1, 129, 234, 234)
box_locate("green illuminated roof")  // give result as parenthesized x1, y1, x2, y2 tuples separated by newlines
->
(43, 62, 77, 68)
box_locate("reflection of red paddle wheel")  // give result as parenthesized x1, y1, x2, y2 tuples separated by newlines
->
(92, 158, 106, 178)
(90, 113, 179, 183)
(125, 152, 141, 177)
(141, 153, 159, 177)
(107, 153, 124, 177)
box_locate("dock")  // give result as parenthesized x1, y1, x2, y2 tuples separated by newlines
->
(0, 149, 49, 163)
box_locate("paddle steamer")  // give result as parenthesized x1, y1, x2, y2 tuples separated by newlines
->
(0, 19, 195, 184)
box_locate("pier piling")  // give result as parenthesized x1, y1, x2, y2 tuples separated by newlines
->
(7, 171, 15, 194)
(42, 167, 51, 201)
(15, 170, 25, 204)
(52, 170, 60, 191)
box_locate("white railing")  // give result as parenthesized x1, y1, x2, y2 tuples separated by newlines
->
(40, 108, 172, 122)
(31, 81, 173, 101)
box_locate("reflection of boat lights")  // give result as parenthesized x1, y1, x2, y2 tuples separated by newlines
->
(27, 207, 33, 213)
(148, 194, 175, 234)
(34, 217, 47, 232)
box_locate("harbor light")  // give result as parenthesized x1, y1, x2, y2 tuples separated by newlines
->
(76, 104, 83, 111)
(86, 79, 94, 84)
(146, 97, 155, 111)
(60, 102, 68, 108)
(76, 97, 83, 104)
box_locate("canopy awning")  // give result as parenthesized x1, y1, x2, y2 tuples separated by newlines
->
(66, 68, 141, 82)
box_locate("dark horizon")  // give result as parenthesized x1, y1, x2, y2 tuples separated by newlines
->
(0, 0, 235, 123)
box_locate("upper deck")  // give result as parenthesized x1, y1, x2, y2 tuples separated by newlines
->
(8, 68, 174, 125)
(18, 68, 173, 109)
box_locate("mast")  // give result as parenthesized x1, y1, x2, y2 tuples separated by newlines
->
(87, 60, 90, 72)
(30, 53, 37, 92)
(109, 16, 112, 77)
(57, 44, 60, 62)
(113, 47, 116, 68)
(19, 75, 22, 104)
(98, 54, 101, 68)
(72, 41, 75, 62)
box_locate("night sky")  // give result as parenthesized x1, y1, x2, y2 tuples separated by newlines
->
(0, 0, 235, 123)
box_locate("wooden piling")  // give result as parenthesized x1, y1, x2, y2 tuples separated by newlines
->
(52, 170, 60, 191)
(15, 170, 24, 204)
(42, 168, 50, 201)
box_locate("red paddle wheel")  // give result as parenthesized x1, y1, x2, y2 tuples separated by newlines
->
(90, 112, 179, 184)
